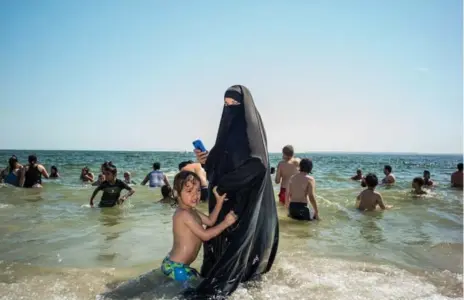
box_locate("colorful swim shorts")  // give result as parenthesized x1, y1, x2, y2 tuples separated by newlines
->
(161, 256, 199, 282)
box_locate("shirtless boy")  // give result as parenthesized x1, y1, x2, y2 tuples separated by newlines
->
(411, 177, 427, 195)
(451, 163, 463, 189)
(423, 170, 434, 187)
(161, 171, 236, 282)
(286, 158, 318, 220)
(275, 145, 299, 205)
(356, 173, 392, 211)
(381, 165, 396, 185)
(178, 160, 208, 201)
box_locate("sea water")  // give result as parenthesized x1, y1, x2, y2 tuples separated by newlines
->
(0, 150, 462, 300)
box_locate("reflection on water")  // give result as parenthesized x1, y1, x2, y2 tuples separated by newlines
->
(359, 215, 386, 244)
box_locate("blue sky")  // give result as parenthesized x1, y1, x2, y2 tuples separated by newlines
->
(0, 0, 462, 153)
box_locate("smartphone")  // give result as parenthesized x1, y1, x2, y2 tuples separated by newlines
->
(192, 139, 207, 152)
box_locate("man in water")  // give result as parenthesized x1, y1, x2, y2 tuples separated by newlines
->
(351, 169, 363, 181)
(423, 170, 434, 187)
(356, 173, 392, 211)
(275, 145, 299, 205)
(286, 158, 319, 220)
(141, 162, 170, 188)
(381, 165, 396, 185)
(412, 177, 427, 195)
(451, 163, 463, 188)
(178, 160, 208, 201)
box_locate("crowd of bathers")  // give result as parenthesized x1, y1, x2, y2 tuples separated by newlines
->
(0, 154, 211, 208)
(273, 145, 464, 221)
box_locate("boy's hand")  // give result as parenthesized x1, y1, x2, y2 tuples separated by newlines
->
(194, 149, 208, 165)
(212, 186, 227, 203)
(224, 211, 237, 226)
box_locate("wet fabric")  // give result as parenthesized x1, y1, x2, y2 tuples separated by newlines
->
(94, 179, 131, 207)
(183, 85, 279, 298)
(278, 187, 286, 205)
(288, 202, 313, 221)
(24, 165, 42, 188)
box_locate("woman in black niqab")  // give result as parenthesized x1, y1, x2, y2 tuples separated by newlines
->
(183, 85, 279, 298)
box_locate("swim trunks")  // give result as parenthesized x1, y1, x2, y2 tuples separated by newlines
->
(200, 187, 208, 202)
(288, 202, 313, 221)
(278, 187, 286, 204)
(161, 256, 199, 282)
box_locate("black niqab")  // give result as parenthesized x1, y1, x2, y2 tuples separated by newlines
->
(183, 85, 279, 298)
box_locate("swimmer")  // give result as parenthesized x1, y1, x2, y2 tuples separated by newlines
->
(161, 171, 236, 283)
(356, 173, 392, 211)
(19, 154, 49, 188)
(123, 171, 136, 185)
(275, 145, 299, 205)
(286, 158, 319, 220)
(89, 163, 135, 208)
(451, 163, 463, 189)
(412, 177, 427, 195)
(92, 173, 106, 186)
(141, 162, 170, 188)
(423, 170, 433, 187)
(351, 169, 363, 181)
(80, 167, 94, 183)
(178, 160, 208, 201)
(50, 166, 60, 178)
(159, 185, 175, 204)
(1, 155, 23, 186)
(381, 165, 396, 185)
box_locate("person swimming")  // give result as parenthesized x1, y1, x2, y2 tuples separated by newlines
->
(50, 166, 60, 178)
(286, 158, 319, 221)
(412, 177, 427, 195)
(351, 169, 363, 181)
(2, 155, 23, 186)
(423, 170, 433, 187)
(123, 171, 136, 185)
(141, 162, 170, 188)
(80, 167, 94, 183)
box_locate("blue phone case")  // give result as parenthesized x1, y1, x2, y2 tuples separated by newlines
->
(192, 139, 207, 152)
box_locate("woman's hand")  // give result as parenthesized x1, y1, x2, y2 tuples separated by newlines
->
(194, 149, 208, 165)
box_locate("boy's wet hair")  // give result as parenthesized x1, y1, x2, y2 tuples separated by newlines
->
(299, 158, 313, 173)
(413, 177, 425, 187)
(153, 162, 161, 170)
(178, 160, 193, 170)
(161, 185, 172, 198)
(423, 170, 430, 176)
(384, 165, 392, 173)
(282, 145, 294, 157)
(173, 170, 201, 198)
(364, 173, 378, 188)
(458, 163, 463, 171)
(28, 154, 37, 164)
(51, 165, 58, 172)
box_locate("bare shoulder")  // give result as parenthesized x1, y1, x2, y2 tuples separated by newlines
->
(174, 209, 191, 223)
(374, 190, 382, 198)
(307, 175, 315, 184)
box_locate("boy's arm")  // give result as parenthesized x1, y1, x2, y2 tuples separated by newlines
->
(377, 193, 386, 209)
(215, 157, 265, 196)
(140, 174, 149, 185)
(197, 200, 224, 227)
(89, 186, 102, 206)
(183, 211, 229, 241)
(308, 177, 318, 218)
(274, 162, 282, 184)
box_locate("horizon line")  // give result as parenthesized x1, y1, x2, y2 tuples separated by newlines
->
(0, 148, 462, 156)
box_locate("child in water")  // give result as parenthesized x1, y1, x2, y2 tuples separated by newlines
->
(159, 185, 175, 204)
(92, 174, 105, 186)
(356, 173, 392, 211)
(161, 170, 237, 283)
(123, 171, 137, 185)
(89, 163, 135, 208)
(412, 177, 427, 195)
(50, 166, 60, 178)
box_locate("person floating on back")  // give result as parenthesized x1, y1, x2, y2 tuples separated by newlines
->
(141, 162, 170, 188)
(356, 173, 392, 211)
(275, 145, 299, 205)
(161, 171, 236, 283)
(411, 177, 427, 195)
(89, 163, 135, 208)
(159, 185, 176, 205)
(451, 163, 463, 189)
(286, 158, 319, 220)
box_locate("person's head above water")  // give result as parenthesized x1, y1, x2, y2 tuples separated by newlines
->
(102, 164, 117, 182)
(423, 170, 430, 179)
(8, 155, 18, 171)
(457, 163, 463, 172)
(412, 177, 425, 189)
(357, 169, 362, 176)
(299, 158, 313, 174)
(51, 165, 58, 174)
(173, 170, 200, 208)
(178, 160, 194, 171)
(364, 173, 379, 188)
(161, 185, 172, 198)
(384, 165, 392, 175)
(153, 162, 161, 170)
(28, 154, 37, 164)
(282, 145, 294, 161)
